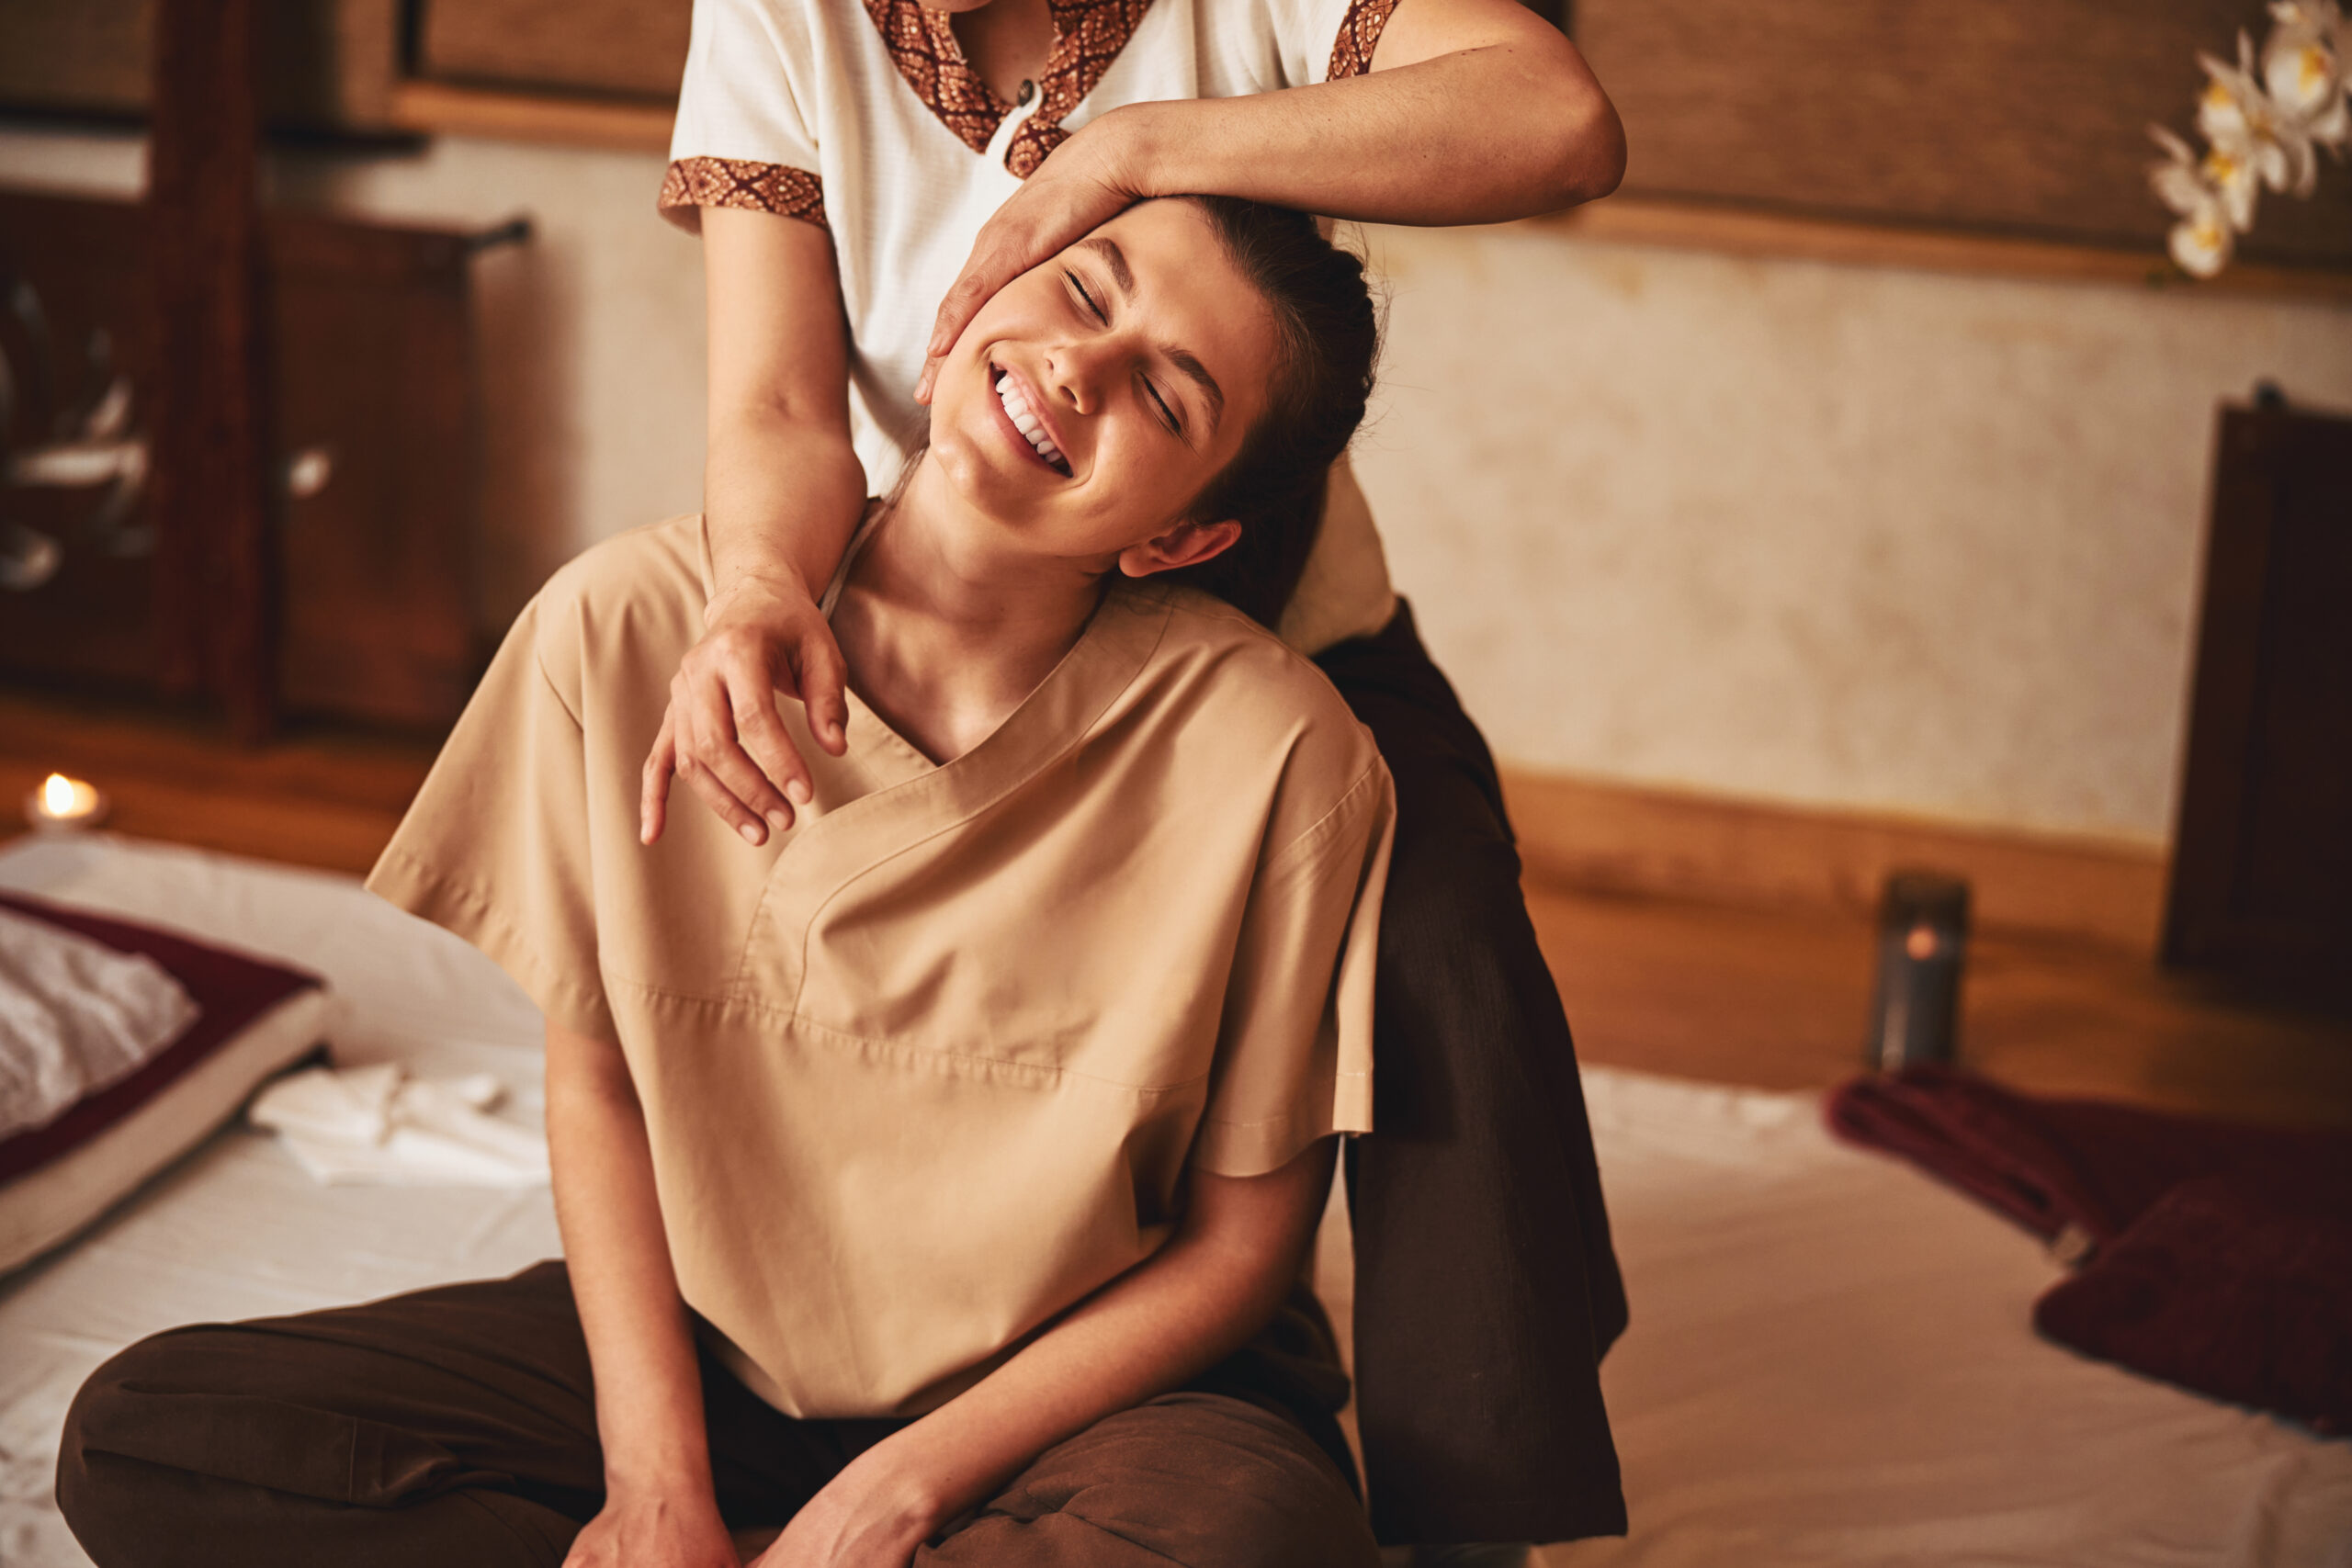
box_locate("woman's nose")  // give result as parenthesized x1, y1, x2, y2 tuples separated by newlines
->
(1045, 334, 1125, 416)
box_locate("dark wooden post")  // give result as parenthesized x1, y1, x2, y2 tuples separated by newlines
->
(149, 0, 277, 742)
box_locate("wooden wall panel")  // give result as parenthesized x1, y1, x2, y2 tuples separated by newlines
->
(0, 0, 400, 129)
(1577, 0, 2352, 268)
(417, 0, 692, 103)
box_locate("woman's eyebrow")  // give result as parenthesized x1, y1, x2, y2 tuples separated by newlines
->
(1165, 349, 1225, 436)
(1080, 237, 1135, 296)
(1080, 236, 1225, 434)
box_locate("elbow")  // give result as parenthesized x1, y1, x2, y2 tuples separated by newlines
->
(1543, 89, 1627, 209)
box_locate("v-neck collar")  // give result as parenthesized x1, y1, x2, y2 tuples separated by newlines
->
(735, 581, 1174, 1010)
(860, 0, 1156, 175)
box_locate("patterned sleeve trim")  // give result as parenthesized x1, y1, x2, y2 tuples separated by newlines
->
(1327, 0, 1402, 82)
(659, 158, 829, 231)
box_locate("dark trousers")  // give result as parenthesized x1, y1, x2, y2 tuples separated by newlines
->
(55, 1260, 1378, 1568)
(1317, 601, 1628, 1545)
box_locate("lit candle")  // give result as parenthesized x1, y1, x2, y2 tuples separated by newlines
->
(1865, 870, 1970, 1073)
(25, 773, 108, 830)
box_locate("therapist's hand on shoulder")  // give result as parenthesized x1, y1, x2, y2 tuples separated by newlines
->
(640, 570, 850, 850)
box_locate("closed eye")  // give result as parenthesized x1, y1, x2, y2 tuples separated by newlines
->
(1065, 269, 1107, 324)
(1142, 377, 1182, 435)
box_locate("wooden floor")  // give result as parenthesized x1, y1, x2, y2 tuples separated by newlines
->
(7, 682, 2349, 1128)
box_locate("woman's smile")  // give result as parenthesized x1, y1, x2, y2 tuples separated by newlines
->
(989, 361, 1072, 477)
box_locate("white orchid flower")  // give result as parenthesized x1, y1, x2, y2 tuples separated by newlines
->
(2148, 123, 2245, 274)
(2151, 120, 2262, 231)
(2200, 32, 2320, 193)
(2264, 0, 2351, 142)
(2170, 201, 2237, 277)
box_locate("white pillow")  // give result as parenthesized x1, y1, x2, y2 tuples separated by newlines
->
(0, 908, 201, 1141)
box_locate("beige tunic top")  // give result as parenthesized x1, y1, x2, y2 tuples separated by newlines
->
(368, 515, 1393, 1418)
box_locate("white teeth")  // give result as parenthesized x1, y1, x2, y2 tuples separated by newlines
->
(994, 369, 1065, 469)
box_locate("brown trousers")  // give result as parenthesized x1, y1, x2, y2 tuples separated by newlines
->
(55, 1261, 1378, 1568)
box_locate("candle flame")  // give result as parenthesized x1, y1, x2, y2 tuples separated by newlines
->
(38, 773, 98, 821)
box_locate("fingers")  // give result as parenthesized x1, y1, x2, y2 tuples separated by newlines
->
(793, 623, 852, 758)
(639, 712, 678, 845)
(676, 667, 798, 846)
(925, 265, 999, 363)
(732, 674, 818, 814)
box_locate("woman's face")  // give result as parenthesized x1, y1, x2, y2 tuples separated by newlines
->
(926, 199, 1278, 566)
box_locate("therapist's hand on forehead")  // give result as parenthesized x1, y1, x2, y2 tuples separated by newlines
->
(913, 0, 1625, 404)
(646, 0, 1623, 849)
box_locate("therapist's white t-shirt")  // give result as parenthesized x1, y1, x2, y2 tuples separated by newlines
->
(662, 0, 1401, 655)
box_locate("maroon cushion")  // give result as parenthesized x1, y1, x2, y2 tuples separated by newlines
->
(0, 892, 324, 1183)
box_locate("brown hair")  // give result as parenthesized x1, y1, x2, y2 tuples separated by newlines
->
(1164, 197, 1382, 627)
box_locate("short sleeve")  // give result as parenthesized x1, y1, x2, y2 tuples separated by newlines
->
(1190, 756, 1396, 1177)
(1254, 0, 1406, 86)
(661, 0, 829, 232)
(366, 597, 616, 1043)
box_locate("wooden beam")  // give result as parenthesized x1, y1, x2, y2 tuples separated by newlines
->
(1543, 197, 2352, 303)
(1500, 767, 2166, 956)
(148, 0, 277, 741)
(387, 79, 674, 152)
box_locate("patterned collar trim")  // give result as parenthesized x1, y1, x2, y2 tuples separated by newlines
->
(862, 0, 1155, 175)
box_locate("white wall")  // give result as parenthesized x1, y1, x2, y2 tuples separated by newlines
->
(1351, 223, 2352, 848)
(7, 124, 2349, 847)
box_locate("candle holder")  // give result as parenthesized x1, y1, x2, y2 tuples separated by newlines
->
(23, 773, 110, 831)
(1866, 870, 1970, 1073)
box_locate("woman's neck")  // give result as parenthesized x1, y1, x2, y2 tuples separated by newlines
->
(949, 0, 1056, 104)
(829, 463, 1109, 764)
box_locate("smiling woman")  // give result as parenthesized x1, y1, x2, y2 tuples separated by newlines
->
(57, 197, 1400, 1568)
(837, 197, 1379, 762)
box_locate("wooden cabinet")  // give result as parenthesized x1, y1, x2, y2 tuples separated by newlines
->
(0, 191, 486, 728)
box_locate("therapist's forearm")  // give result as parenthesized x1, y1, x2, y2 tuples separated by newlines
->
(1115, 41, 1623, 224)
(545, 1021, 714, 1497)
(703, 404, 868, 609)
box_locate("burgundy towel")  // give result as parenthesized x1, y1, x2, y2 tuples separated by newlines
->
(1827, 1067, 2352, 1431)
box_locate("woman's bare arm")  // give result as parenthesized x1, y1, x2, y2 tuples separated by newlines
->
(546, 1021, 740, 1568)
(753, 1139, 1340, 1564)
(640, 206, 868, 852)
(914, 0, 1623, 400)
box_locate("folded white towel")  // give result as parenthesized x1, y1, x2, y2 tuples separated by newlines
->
(0, 907, 201, 1141)
(248, 1062, 548, 1187)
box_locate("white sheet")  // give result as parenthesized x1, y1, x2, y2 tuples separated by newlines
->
(1541, 1072, 2352, 1568)
(0, 835, 2346, 1568)
(0, 837, 559, 1568)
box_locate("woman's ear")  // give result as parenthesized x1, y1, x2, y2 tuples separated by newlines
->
(1118, 518, 1242, 580)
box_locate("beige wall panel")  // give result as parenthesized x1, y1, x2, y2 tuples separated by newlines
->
(1577, 0, 2352, 267)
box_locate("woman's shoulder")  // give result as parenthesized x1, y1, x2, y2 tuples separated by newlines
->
(522, 516, 711, 697)
(1119, 580, 1385, 801)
